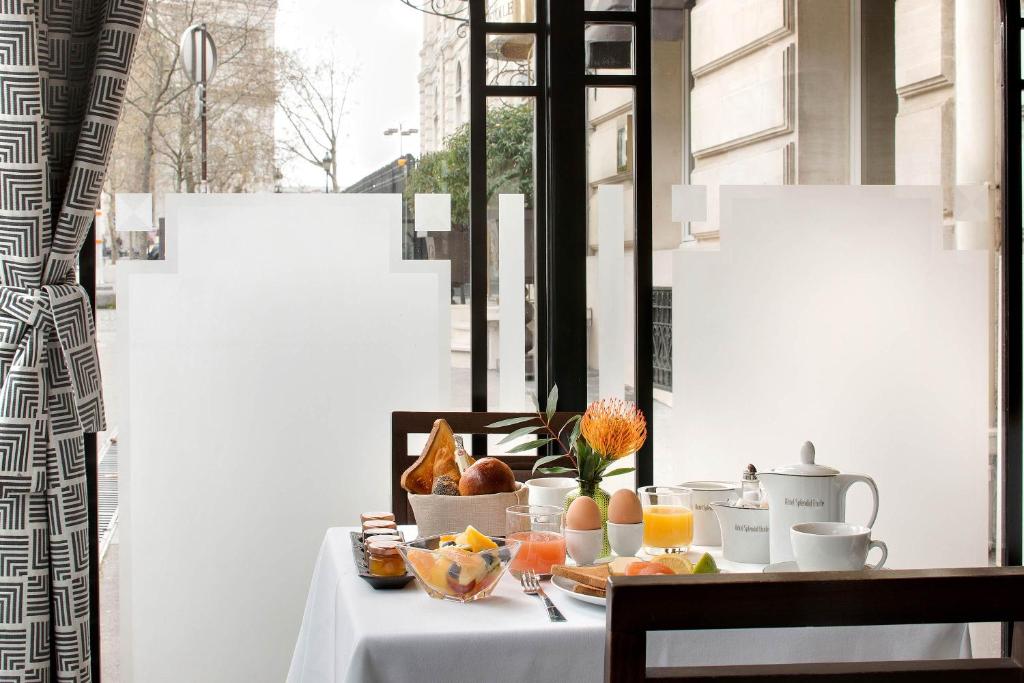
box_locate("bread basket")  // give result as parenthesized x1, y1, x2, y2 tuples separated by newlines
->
(408, 483, 529, 537)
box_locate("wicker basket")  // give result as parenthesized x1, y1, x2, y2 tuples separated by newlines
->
(408, 483, 529, 538)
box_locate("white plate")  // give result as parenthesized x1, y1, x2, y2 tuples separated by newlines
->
(550, 574, 606, 606)
(550, 553, 729, 606)
(763, 561, 800, 573)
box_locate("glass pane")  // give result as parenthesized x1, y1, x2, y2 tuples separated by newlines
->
(647, 0, 1004, 595)
(586, 23, 635, 75)
(586, 0, 635, 9)
(406, 9, 473, 411)
(486, 97, 538, 420)
(487, 33, 536, 85)
(105, 1, 475, 677)
(587, 86, 637, 494)
(487, 0, 535, 22)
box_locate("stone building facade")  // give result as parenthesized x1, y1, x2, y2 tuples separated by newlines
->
(418, 14, 469, 153)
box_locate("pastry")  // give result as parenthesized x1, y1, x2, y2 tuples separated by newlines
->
(400, 419, 455, 494)
(431, 475, 459, 496)
(457, 457, 516, 496)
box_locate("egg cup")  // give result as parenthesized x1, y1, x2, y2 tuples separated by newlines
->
(607, 521, 644, 558)
(564, 528, 604, 566)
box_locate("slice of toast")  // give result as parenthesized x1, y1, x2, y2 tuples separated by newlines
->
(400, 419, 455, 494)
(551, 564, 610, 591)
(572, 583, 606, 598)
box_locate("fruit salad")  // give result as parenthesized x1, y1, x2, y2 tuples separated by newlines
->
(399, 526, 520, 603)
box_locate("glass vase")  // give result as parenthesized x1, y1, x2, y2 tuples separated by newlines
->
(564, 478, 611, 558)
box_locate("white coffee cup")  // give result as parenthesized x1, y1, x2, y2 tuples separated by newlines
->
(679, 481, 739, 546)
(790, 522, 887, 571)
(525, 477, 577, 508)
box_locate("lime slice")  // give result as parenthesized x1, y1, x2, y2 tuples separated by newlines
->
(693, 552, 719, 574)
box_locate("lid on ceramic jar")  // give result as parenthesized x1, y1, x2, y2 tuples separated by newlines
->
(366, 539, 401, 557)
(769, 442, 840, 476)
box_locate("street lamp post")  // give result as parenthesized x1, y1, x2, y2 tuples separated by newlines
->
(179, 24, 218, 193)
(321, 152, 333, 193)
(384, 124, 419, 157)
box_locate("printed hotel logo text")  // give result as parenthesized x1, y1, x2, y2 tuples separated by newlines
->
(785, 498, 825, 508)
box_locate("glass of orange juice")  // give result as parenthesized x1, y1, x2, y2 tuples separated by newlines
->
(638, 486, 694, 553)
(505, 505, 566, 579)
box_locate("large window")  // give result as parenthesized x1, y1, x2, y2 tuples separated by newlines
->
(96, 0, 1021, 677)
(636, 7, 1016, 660)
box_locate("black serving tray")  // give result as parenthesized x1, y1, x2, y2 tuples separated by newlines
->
(350, 531, 416, 589)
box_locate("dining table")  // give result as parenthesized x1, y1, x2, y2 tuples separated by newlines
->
(287, 526, 971, 683)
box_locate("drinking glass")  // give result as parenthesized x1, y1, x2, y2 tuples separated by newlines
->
(638, 485, 694, 553)
(505, 505, 566, 579)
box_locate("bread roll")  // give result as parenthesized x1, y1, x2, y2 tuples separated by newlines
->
(457, 457, 516, 496)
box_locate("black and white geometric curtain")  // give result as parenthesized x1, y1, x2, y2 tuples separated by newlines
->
(0, 0, 145, 680)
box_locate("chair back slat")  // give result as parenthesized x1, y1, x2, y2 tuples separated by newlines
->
(645, 659, 1022, 683)
(605, 567, 1024, 682)
(391, 411, 577, 524)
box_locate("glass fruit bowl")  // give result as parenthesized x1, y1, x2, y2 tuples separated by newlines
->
(399, 533, 520, 603)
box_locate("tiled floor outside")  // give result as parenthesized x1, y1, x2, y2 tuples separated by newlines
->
(100, 538, 119, 682)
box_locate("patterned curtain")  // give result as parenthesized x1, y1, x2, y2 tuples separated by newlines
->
(1, 0, 146, 679)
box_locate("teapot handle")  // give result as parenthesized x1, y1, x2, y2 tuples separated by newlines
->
(836, 474, 879, 528)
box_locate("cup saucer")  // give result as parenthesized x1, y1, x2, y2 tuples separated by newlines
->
(763, 561, 872, 573)
(762, 561, 800, 573)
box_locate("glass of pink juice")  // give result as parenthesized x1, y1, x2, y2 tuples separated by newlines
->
(506, 505, 566, 579)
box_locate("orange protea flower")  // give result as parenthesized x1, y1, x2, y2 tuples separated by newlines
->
(580, 398, 647, 459)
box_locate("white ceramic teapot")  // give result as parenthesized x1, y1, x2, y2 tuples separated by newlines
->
(759, 442, 879, 563)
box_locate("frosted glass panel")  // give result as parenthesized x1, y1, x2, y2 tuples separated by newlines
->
(119, 194, 450, 682)
(498, 193, 526, 410)
(668, 186, 988, 569)
(114, 193, 154, 230)
(597, 184, 626, 400)
(414, 193, 452, 232)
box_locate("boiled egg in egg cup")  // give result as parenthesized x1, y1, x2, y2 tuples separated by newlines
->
(564, 496, 604, 565)
(607, 489, 644, 557)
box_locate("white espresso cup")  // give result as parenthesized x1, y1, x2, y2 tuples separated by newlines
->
(525, 477, 576, 508)
(790, 522, 887, 571)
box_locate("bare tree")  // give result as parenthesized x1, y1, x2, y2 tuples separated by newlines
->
(105, 0, 279, 256)
(277, 50, 357, 192)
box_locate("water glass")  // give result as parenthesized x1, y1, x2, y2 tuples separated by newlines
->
(505, 504, 566, 579)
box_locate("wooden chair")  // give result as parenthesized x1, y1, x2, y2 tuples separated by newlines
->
(391, 411, 578, 524)
(605, 567, 1024, 682)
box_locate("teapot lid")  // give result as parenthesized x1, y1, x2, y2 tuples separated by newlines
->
(770, 442, 839, 476)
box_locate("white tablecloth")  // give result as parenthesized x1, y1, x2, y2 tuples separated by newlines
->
(287, 527, 970, 683)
